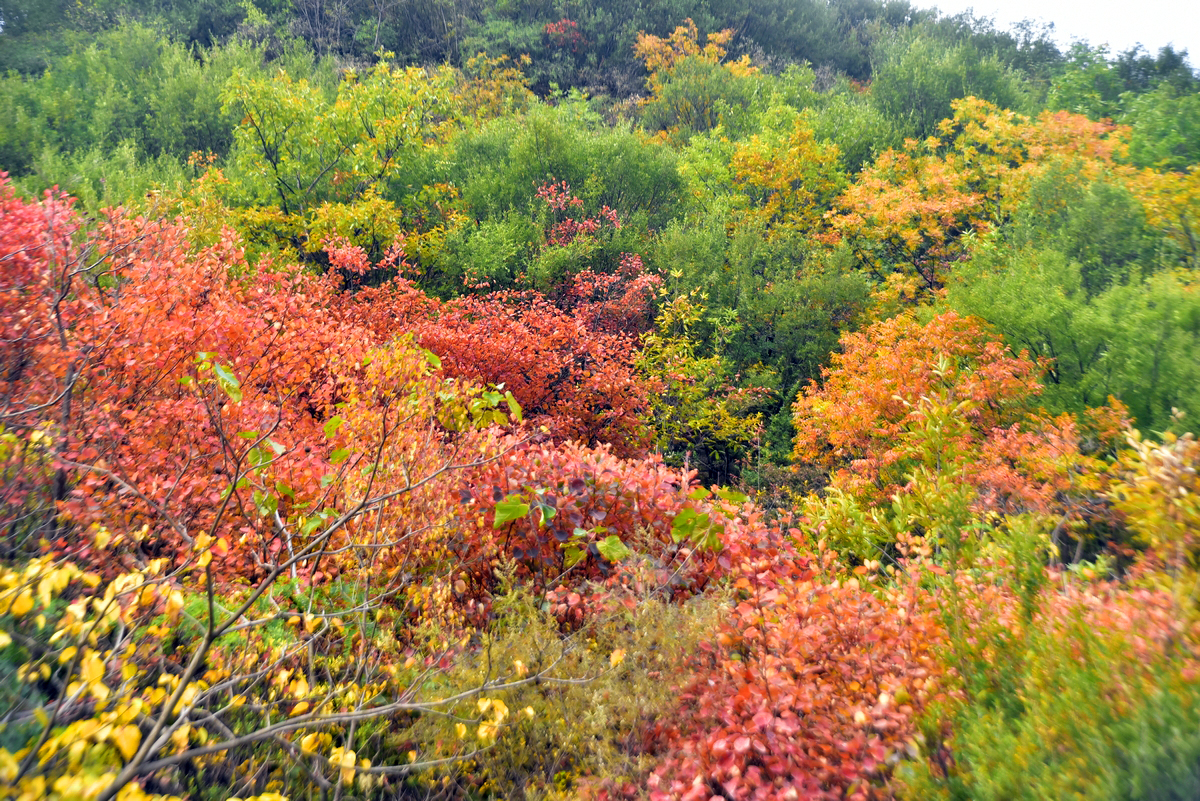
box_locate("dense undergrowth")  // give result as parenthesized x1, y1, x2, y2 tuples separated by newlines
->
(2, 3, 1200, 800)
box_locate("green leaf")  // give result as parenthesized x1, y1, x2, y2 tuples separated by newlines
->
(300, 517, 323, 536)
(267, 439, 286, 456)
(671, 507, 699, 543)
(276, 482, 296, 500)
(563, 545, 586, 568)
(423, 349, 442, 370)
(247, 447, 269, 470)
(329, 448, 351, 465)
(596, 535, 631, 563)
(688, 487, 710, 502)
(702, 525, 724, 552)
(253, 489, 278, 517)
(493, 497, 530, 528)
(323, 416, 345, 439)
(213, 362, 242, 403)
(714, 487, 749, 505)
(237, 431, 259, 440)
(504, 391, 523, 423)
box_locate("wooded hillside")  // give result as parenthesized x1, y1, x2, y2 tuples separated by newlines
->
(2, 3, 1200, 799)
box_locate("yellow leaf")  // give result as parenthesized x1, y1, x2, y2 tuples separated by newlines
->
(490, 699, 508, 720)
(609, 648, 626, 668)
(197, 551, 212, 569)
(113, 725, 141, 761)
(166, 590, 184, 618)
(0, 631, 11, 649)
(10, 589, 33, 618)
(0, 749, 19, 782)
(331, 747, 356, 784)
(171, 725, 190, 752)
(80, 653, 105, 684)
(67, 739, 88, 768)
(291, 701, 310, 716)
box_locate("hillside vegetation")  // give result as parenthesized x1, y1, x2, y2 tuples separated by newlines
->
(2, 3, 1200, 799)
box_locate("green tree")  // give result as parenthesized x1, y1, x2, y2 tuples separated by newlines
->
(1124, 85, 1200, 171)
(219, 56, 458, 258)
(947, 245, 1200, 432)
(0, 25, 289, 210)
(636, 293, 763, 483)
(870, 27, 1031, 140)
(450, 97, 683, 230)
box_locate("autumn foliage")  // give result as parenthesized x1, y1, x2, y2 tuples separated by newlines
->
(4, 24, 1200, 801)
(792, 312, 1045, 502)
(649, 551, 943, 801)
(829, 98, 1135, 290)
(0, 175, 660, 583)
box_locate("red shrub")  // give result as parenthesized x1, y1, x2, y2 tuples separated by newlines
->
(649, 554, 943, 801)
(412, 292, 653, 455)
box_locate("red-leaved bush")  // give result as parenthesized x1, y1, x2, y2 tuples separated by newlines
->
(647, 545, 943, 801)
(410, 292, 653, 455)
(450, 436, 793, 625)
(1, 179, 657, 583)
(0, 182, 452, 576)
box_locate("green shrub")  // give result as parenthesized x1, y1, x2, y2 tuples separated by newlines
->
(900, 562, 1200, 801)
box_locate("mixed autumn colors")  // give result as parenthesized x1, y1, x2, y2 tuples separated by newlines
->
(1, 1, 1200, 799)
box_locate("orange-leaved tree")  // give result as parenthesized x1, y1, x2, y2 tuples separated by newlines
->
(792, 311, 1123, 559)
(792, 312, 1044, 503)
(633, 19, 760, 142)
(634, 19, 737, 98)
(830, 97, 1133, 292)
